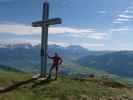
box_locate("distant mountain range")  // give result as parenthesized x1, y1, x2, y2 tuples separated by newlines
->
(0, 43, 133, 78)
(79, 51, 133, 78)
(0, 43, 92, 72)
(0, 64, 23, 73)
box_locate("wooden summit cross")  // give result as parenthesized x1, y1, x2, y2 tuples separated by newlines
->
(32, 0, 62, 77)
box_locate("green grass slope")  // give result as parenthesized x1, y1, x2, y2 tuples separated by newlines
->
(0, 70, 133, 100)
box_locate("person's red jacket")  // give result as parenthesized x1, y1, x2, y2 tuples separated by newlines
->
(48, 55, 63, 65)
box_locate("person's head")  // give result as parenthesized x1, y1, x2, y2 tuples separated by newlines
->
(54, 52, 58, 56)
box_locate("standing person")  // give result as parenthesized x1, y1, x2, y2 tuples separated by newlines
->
(48, 52, 63, 80)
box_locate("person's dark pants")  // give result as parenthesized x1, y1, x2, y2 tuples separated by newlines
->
(48, 64, 58, 80)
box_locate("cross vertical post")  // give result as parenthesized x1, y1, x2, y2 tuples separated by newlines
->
(40, 2, 49, 77)
(32, 1, 62, 78)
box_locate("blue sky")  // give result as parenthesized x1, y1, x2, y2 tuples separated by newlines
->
(0, 0, 133, 50)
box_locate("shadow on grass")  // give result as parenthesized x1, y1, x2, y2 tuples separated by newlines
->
(31, 79, 55, 88)
(0, 78, 38, 93)
(0, 77, 56, 94)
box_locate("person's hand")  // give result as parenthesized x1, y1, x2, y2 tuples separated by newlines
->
(60, 61, 62, 65)
(60, 59, 63, 65)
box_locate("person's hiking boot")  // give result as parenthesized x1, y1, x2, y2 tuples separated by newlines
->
(47, 74, 51, 80)
(55, 77, 57, 80)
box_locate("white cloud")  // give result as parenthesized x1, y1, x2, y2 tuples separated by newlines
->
(48, 41, 69, 47)
(113, 3, 133, 24)
(111, 26, 131, 32)
(48, 41, 105, 48)
(0, 39, 41, 46)
(112, 21, 124, 24)
(66, 31, 107, 40)
(0, 24, 34, 35)
(81, 43, 105, 48)
(118, 14, 133, 19)
(49, 27, 95, 34)
(0, 22, 107, 49)
(116, 18, 130, 22)
(0, 22, 107, 40)
(124, 10, 133, 14)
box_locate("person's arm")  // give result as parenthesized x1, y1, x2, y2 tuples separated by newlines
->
(48, 54, 53, 59)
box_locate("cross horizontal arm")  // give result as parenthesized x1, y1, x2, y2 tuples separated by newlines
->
(32, 18, 62, 27)
(47, 18, 62, 25)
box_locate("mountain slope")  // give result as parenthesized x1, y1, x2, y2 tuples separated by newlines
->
(79, 51, 133, 78)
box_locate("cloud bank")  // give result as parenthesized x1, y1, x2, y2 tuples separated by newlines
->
(0, 23, 107, 40)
